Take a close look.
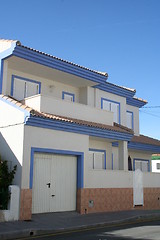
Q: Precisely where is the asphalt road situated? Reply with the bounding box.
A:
[17,218,160,240]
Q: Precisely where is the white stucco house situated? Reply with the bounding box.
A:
[152,154,160,173]
[0,39,160,220]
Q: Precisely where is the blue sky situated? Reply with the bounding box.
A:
[1,0,160,139]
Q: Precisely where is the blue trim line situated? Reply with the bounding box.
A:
[101,97,121,124]
[133,158,150,172]
[62,91,75,102]
[127,110,134,130]
[30,147,84,189]
[93,83,135,98]
[126,98,147,108]
[26,116,133,141]
[12,45,107,85]
[112,153,114,170]
[128,141,160,153]
[112,141,160,153]
[10,75,41,97]
[89,148,106,169]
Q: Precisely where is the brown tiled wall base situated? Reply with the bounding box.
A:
[20,189,32,220]
[144,188,160,209]
[77,188,133,214]
[77,188,160,214]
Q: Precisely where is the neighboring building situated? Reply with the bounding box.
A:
[0,39,160,220]
[152,154,160,173]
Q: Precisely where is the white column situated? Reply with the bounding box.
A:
[118,141,128,170]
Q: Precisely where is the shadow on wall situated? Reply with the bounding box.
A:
[0,132,22,187]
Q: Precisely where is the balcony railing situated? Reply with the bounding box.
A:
[24,94,114,126]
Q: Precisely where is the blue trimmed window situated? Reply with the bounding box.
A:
[11,75,41,101]
[62,91,75,102]
[89,148,106,170]
[133,158,150,172]
[126,110,134,130]
[101,98,120,124]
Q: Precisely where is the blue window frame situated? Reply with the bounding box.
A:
[30,147,84,189]
[62,91,75,102]
[127,110,134,130]
[89,148,106,169]
[133,158,150,172]
[11,75,41,100]
[101,98,121,124]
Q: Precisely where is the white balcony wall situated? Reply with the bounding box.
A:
[24,94,114,126]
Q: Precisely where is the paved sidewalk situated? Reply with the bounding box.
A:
[0,209,160,239]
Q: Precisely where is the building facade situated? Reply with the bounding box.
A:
[0,39,160,220]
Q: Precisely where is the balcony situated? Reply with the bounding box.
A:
[24,94,114,126]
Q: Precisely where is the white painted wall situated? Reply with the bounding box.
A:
[0,100,25,186]
[22,125,89,189]
[86,169,133,188]
[6,68,80,102]
[24,94,114,126]
[143,172,160,187]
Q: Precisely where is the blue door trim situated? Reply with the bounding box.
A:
[30,147,84,190]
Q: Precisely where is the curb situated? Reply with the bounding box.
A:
[1,213,160,240]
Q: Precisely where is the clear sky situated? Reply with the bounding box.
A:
[1,0,160,140]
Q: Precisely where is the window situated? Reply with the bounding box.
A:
[89,149,106,170]
[134,159,150,172]
[157,163,160,170]
[62,91,75,102]
[127,111,134,129]
[11,75,41,101]
[101,98,120,124]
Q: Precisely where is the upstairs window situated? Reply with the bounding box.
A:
[101,98,120,124]
[127,111,134,130]
[88,149,106,170]
[62,91,75,102]
[11,75,41,101]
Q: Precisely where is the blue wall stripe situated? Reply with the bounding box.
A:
[30,147,84,189]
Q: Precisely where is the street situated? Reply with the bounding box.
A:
[18,218,160,240]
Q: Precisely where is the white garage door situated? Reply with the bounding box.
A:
[32,153,77,214]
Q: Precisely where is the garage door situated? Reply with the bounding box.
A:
[32,153,77,214]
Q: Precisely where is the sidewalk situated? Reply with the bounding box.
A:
[0,209,160,240]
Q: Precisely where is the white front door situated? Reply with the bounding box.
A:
[32,153,77,214]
